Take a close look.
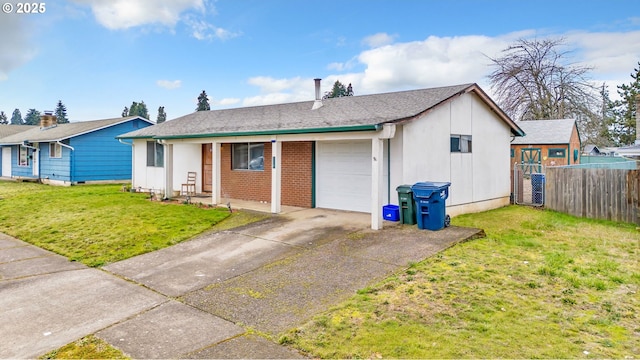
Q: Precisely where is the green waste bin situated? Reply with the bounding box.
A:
[396,185,416,225]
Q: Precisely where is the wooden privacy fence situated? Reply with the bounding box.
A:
[545,167,640,224]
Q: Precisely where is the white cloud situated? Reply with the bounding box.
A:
[72,0,204,29]
[565,30,640,77]
[241,30,640,107]
[185,17,240,41]
[156,79,182,89]
[242,76,314,106]
[215,98,241,106]
[0,13,37,81]
[362,32,396,48]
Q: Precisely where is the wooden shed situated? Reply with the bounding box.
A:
[511,119,581,174]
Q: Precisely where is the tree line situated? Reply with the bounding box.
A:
[0,100,69,125]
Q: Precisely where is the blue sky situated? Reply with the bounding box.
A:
[1,0,639,122]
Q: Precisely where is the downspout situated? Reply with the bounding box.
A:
[57,141,75,184]
[118,138,135,188]
[387,139,391,204]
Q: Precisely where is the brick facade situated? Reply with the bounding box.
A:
[281,141,313,208]
[219,141,313,207]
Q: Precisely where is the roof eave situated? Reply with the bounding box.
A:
[152,124,379,140]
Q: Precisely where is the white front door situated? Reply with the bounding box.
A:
[1,147,11,177]
[316,140,372,213]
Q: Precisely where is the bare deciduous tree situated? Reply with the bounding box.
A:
[488,38,599,123]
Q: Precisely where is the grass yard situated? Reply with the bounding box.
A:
[0,181,236,267]
[283,206,640,359]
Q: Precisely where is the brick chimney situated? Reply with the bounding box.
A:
[40,111,57,128]
[636,94,640,145]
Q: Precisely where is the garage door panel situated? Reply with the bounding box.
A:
[316,140,371,213]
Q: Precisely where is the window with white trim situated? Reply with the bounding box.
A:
[49,143,62,158]
[232,143,264,170]
[19,146,30,167]
[146,141,164,167]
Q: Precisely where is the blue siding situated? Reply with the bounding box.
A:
[69,119,150,182]
[39,143,72,182]
[10,145,36,178]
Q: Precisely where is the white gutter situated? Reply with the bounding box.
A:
[56,141,74,151]
[118,139,133,146]
[21,142,37,150]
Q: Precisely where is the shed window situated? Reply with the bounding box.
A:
[49,143,62,158]
[548,148,566,158]
[232,143,264,170]
[451,135,472,153]
[146,141,164,167]
[19,146,29,167]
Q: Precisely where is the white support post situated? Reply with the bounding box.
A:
[163,143,173,199]
[271,140,282,214]
[371,138,384,230]
[211,142,221,205]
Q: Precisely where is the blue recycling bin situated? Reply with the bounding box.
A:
[411,182,451,231]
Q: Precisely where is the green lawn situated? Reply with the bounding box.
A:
[0,181,234,267]
[283,206,640,358]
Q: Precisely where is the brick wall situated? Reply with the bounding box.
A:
[281,141,313,208]
[220,143,272,202]
[220,141,313,207]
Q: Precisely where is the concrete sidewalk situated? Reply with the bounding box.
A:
[1,209,483,359]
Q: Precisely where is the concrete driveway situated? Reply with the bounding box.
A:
[1,208,483,359]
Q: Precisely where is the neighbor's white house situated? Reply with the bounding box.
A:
[117,81,524,230]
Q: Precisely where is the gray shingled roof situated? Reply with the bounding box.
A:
[118,83,523,139]
[0,116,149,144]
[511,119,577,144]
[0,125,36,139]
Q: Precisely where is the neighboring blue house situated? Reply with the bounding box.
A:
[1,125,37,178]
[0,114,153,185]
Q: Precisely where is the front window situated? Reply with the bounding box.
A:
[49,143,62,158]
[146,141,164,167]
[451,135,472,153]
[19,146,30,166]
[232,143,264,170]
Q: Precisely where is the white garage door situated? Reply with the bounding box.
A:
[316,140,371,213]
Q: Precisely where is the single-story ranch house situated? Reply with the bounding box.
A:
[118,81,524,229]
[0,114,153,185]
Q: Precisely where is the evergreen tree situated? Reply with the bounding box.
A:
[0,111,7,124]
[609,62,640,146]
[10,109,22,125]
[54,100,69,123]
[323,80,354,99]
[157,106,167,123]
[196,90,210,111]
[122,106,129,117]
[24,109,41,125]
[127,101,149,119]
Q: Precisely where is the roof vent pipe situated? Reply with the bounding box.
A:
[312,78,323,110]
